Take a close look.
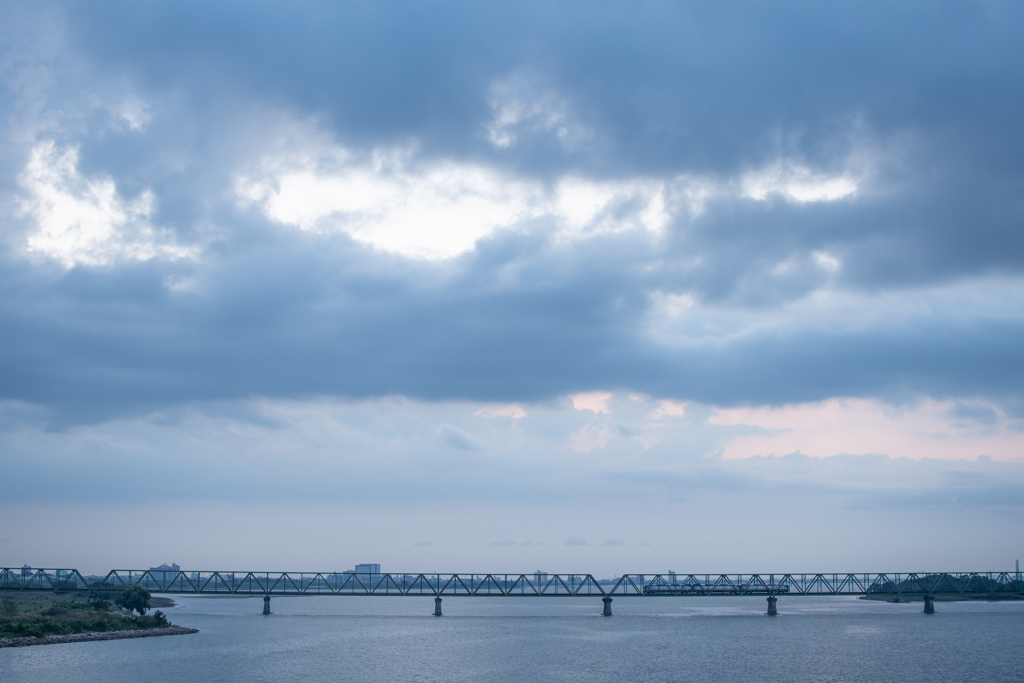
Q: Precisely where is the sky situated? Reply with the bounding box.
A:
[1,0,1023,577]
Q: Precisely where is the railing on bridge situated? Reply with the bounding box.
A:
[2,568,1022,599]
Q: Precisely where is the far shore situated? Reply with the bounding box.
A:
[859,593,1023,602]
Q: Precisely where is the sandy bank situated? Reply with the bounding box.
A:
[0,626,198,648]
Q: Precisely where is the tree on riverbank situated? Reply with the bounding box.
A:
[116,586,151,615]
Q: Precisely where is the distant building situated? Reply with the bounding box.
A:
[534,571,548,586]
[354,564,380,574]
[668,571,677,585]
[21,565,31,579]
[149,563,181,581]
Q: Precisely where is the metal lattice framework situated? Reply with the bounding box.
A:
[1,568,1022,598]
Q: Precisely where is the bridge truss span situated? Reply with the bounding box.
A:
[0,569,610,597]
[2,568,1022,599]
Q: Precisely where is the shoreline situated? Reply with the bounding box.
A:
[859,593,1023,602]
[0,626,198,648]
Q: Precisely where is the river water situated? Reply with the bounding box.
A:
[2,594,1022,682]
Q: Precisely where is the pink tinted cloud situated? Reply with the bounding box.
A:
[710,398,1023,461]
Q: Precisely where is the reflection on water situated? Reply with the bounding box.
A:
[2,595,1022,682]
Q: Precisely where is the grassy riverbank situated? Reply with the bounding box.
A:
[0,592,179,639]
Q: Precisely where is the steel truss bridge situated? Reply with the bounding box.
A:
[3,568,1022,601]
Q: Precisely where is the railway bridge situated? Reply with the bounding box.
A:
[3,567,1021,616]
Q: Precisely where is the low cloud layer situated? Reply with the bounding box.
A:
[3,392,1020,501]
[2,393,1021,572]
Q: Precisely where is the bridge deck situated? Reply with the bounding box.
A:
[2,569,1022,598]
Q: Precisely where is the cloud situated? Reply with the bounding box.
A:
[474,404,526,419]
[18,141,193,267]
[489,538,542,546]
[567,423,614,452]
[0,395,709,502]
[948,401,998,426]
[8,2,1018,422]
[233,136,868,262]
[486,72,589,149]
[0,392,1021,570]
[560,536,633,548]
[740,160,860,203]
[710,398,1024,461]
[571,392,612,414]
[112,97,152,132]
[436,423,482,451]
[235,145,540,260]
[812,251,841,272]
[651,400,687,419]
[234,141,684,259]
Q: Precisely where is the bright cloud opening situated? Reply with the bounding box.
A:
[741,161,858,203]
[235,122,870,261]
[235,144,676,259]
[19,141,192,267]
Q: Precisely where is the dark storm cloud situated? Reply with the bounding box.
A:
[2,225,1022,424]
[1,0,1023,423]
[63,1,1024,169]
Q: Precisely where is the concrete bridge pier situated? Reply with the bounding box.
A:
[923,595,935,614]
[434,597,443,616]
[263,595,271,615]
[602,597,613,616]
[766,596,778,616]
